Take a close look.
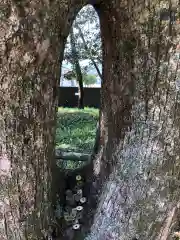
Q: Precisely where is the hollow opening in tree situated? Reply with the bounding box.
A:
[53,5,102,239]
[56,4,102,170]
[60,4,102,109]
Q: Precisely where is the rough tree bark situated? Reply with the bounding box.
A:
[1,0,180,240]
[0,1,87,239]
[86,1,180,240]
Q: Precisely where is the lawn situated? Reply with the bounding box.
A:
[55,107,99,154]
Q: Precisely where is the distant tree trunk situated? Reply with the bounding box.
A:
[70,29,84,109]
[76,25,102,80]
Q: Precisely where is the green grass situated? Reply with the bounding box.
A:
[55,107,99,154]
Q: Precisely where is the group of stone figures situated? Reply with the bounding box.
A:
[52,122,100,239]
[53,173,88,239]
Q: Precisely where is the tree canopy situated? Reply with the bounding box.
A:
[62,4,102,85]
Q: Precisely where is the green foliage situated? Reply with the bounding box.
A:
[55,107,99,154]
[63,4,102,79]
[64,69,97,86]
[83,74,97,85]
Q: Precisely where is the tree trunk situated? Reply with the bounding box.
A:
[0,1,86,239]
[70,29,84,109]
[85,1,180,240]
[1,0,180,240]
[76,25,102,80]
[92,121,100,156]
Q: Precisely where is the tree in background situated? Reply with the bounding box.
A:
[62,5,101,108]
[62,5,101,109]
[63,4,102,86]
[69,28,84,109]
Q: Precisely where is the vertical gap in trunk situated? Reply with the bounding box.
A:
[55,4,102,239]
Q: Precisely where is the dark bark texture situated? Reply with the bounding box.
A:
[0,1,87,239]
[86,1,180,240]
[1,0,180,239]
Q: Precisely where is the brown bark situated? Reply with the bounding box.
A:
[55,149,90,162]
[1,0,180,240]
[85,1,180,240]
[0,1,87,239]
[92,121,100,156]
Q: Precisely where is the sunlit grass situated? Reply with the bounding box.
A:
[56,107,99,154]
